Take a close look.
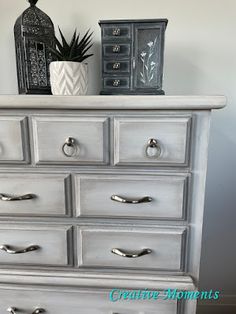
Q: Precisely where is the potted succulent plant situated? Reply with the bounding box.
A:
[48,28,93,95]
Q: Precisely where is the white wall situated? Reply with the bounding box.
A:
[0,0,235,306]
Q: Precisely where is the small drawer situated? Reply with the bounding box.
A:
[0,173,70,217]
[103,60,130,73]
[114,116,192,166]
[75,174,189,220]
[103,77,130,89]
[102,24,131,39]
[32,116,109,165]
[103,43,131,57]
[0,116,29,164]
[0,286,179,314]
[0,225,72,266]
[77,226,186,271]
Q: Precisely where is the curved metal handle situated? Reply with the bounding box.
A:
[146,138,162,158]
[7,308,17,314]
[0,193,35,202]
[62,137,77,157]
[0,244,40,254]
[111,195,152,204]
[111,248,152,258]
[32,309,45,314]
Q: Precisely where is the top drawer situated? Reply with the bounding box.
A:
[0,116,29,164]
[102,24,131,39]
[114,116,192,166]
[32,116,109,165]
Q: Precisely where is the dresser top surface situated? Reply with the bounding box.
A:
[0,95,226,110]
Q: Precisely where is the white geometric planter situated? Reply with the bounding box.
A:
[49,61,88,96]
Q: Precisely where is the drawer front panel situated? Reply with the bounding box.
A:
[32,116,109,165]
[0,225,71,266]
[0,173,70,217]
[103,60,130,73]
[114,116,191,166]
[77,227,186,271]
[0,116,29,163]
[0,287,178,314]
[103,77,130,89]
[102,24,132,39]
[103,43,131,57]
[75,174,188,219]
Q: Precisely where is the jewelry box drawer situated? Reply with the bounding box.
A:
[0,225,72,267]
[0,116,29,164]
[0,286,179,314]
[75,174,189,220]
[77,226,187,271]
[103,43,131,57]
[32,116,109,165]
[101,24,132,39]
[114,116,192,166]
[103,60,130,73]
[0,173,70,217]
[103,77,130,89]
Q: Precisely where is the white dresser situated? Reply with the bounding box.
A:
[0,95,226,314]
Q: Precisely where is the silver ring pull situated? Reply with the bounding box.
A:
[111,248,152,258]
[0,193,35,202]
[146,138,162,158]
[111,195,152,204]
[32,309,45,314]
[0,244,40,254]
[7,308,17,314]
[62,137,77,157]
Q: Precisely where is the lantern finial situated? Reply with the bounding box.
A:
[28,0,38,6]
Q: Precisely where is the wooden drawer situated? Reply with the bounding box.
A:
[102,24,132,39]
[0,286,178,314]
[75,174,189,220]
[0,116,29,164]
[77,226,186,271]
[103,43,131,57]
[0,173,70,217]
[0,225,72,267]
[114,116,191,166]
[103,77,130,89]
[32,116,109,165]
[103,60,130,73]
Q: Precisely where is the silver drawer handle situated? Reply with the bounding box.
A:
[112,28,121,36]
[111,248,152,258]
[62,137,78,157]
[112,62,121,70]
[0,244,40,254]
[32,309,46,314]
[0,193,35,201]
[146,138,162,158]
[7,308,45,314]
[111,195,152,204]
[112,45,121,53]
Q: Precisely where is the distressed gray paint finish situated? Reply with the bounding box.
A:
[0,225,72,266]
[0,96,226,314]
[0,173,70,216]
[77,226,186,271]
[75,174,189,219]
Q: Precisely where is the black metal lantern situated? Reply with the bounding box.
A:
[14,0,55,94]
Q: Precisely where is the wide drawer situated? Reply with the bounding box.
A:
[32,116,109,165]
[0,116,29,164]
[103,43,131,57]
[75,174,189,219]
[102,24,132,39]
[77,226,186,271]
[114,116,192,166]
[103,60,130,73]
[0,173,70,217]
[0,286,178,314]
[0,225,72,266]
